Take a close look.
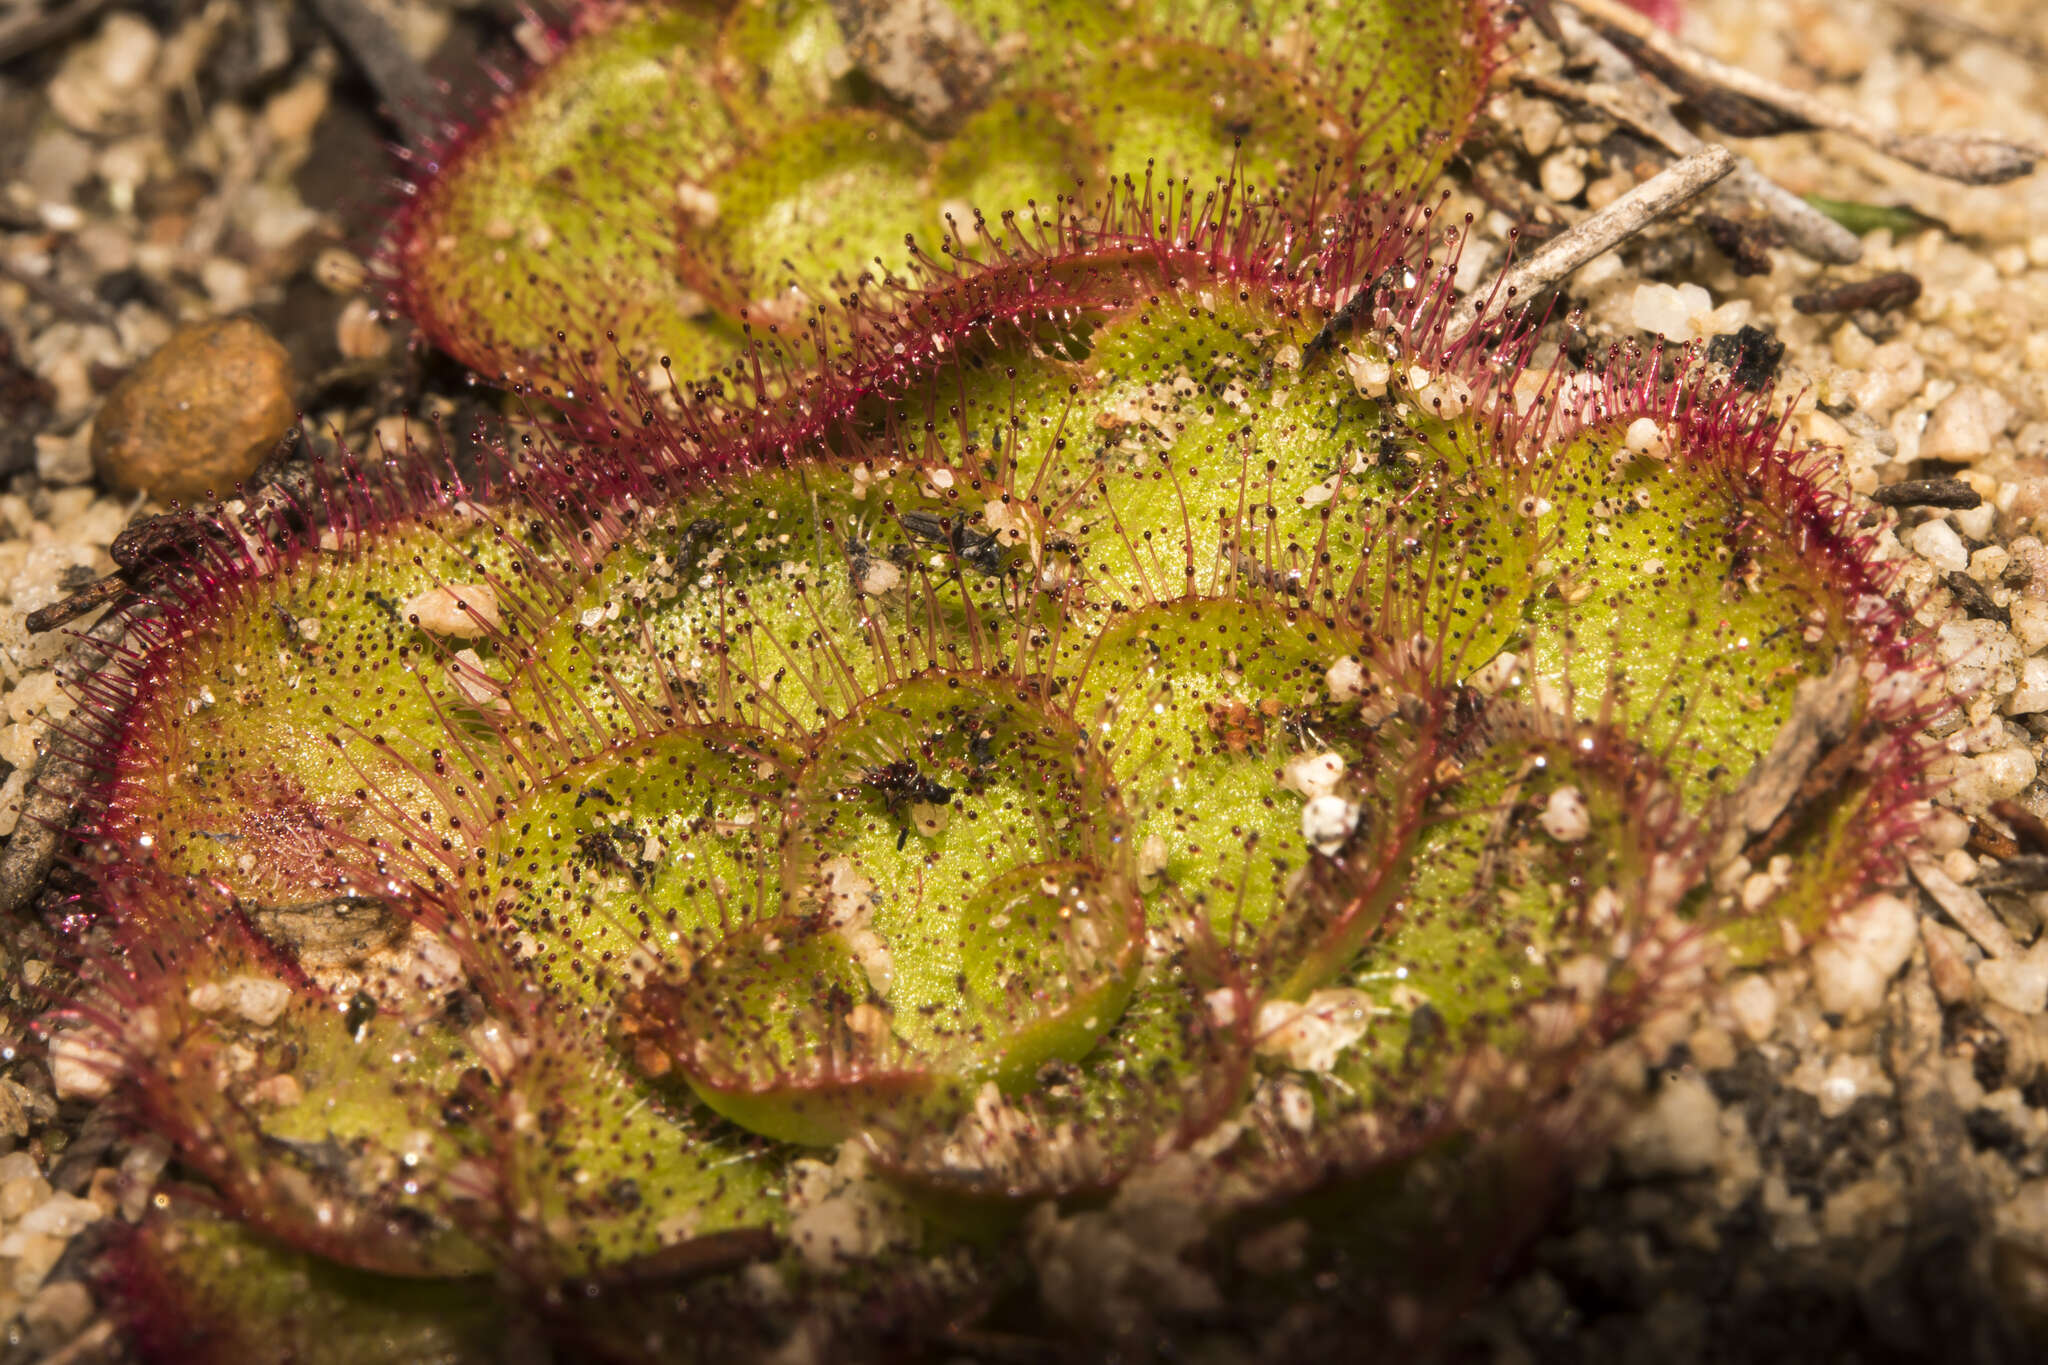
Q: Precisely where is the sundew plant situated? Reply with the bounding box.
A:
[46,1,1936,1360]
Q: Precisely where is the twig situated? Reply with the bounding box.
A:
[1545,10,1862,264]
[1564,0,2042,184]
[303,0,446,146]
[0,257,115,329]
[1884,0,2048,69]
[1887,945,1984,1209]
[24,574,126,635]
[1447,144,1736,340]
[579,1226,781,1288]
[828,0,996,136]
[0,0,111,65]
[1910,856,2019,959]
[1885,946,2030,1362]
[33,1320,118,1365]
[0,606,140,918]
[1709,656,1861,871]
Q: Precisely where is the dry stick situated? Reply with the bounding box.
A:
[1885,0,2048,68]
[1564,0,2042,185]
[1546,10,1862,265]
[33,1321,119,1365]
[0,0,111,65]
[304,0,446,146]
[1910,856,2020,960]
[1518,69,1858,264]
[827,0,996,135]
[1446,143,1736,342]
[1887,946,1990,1241]
[0,606,142,917]
[0,256,115,329]
[1885,945,2030,1364]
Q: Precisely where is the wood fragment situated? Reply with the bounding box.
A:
[1696,211,1775,276]
[1750,726,1867,859]
[1966,855,2048,895]
[1565,0,2042,184]
[1942,570,2010,627]
[249,896,407,966]
[1617,47,1805,138]
[1542,13,1863,264]
[1910,857,2020,959]
[306,0,447,146]
[828,0,995,135]
[1448,144,1736,340]
[1991,799,2048,856]
[0,0,111,65]
[1869,477,1981,510]
[0,604,150,917]
[1711,656,1860,869]
[580,1226,780,1288]
[1792,272,1924,315]
[23,574,126,635]
[1966,822,2019,861]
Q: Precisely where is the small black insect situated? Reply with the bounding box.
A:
[1301,264,1409,365]
[439,1065,494,1128]
[898,511,1007,576]
[859,759,956,850]
[576,827,620,868]
[575,823,646,884]
[683,516,724,540]
[843,535,884,593]
[1704,324,1786,392]
[344,991,379,1041]
[674,517,726,574]
[360,588,406,622]
[1404,1001,1446,1064]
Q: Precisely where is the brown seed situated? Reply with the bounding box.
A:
[312,247,368,296]
[335,298,392,360]
[90,318,295,504]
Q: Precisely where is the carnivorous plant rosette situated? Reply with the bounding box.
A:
[35,1,1944,1360]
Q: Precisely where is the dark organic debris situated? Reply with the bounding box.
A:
[1704,325,1784,390]
[1968,855,2048,896]
[0,329,52,478]
[898,511,1007,575]
[1792,272,1924,316]
[1697,211,1776,276]
[1991,800,2048,857]
[1713,657,1861,870]
[828,0,996,135]
[1869,479,1981,510]
[1943,571,2010,627]
[305,0,446,146]
[22,574,128,635]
